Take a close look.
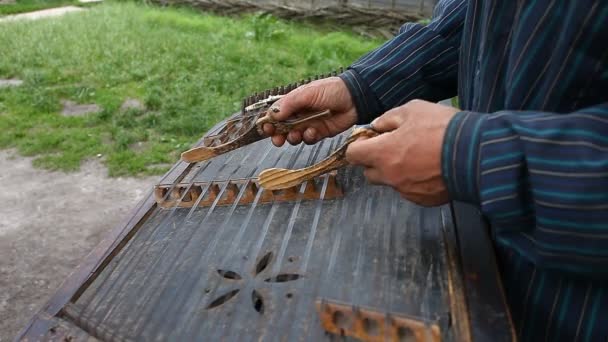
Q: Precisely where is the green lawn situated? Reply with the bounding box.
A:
[0,0,79,16]
[0,2,381,176]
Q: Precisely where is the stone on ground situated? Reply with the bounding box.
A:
[129,141,150,153]
[61,99,101,117]
[120,98,145,112]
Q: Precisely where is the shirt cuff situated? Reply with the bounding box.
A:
[441,111,487,204]
[339,68,385,124]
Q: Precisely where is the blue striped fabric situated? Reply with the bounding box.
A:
[339,0,608,340]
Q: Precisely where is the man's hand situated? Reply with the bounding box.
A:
[263,77,358,146]
[346,100,458,207]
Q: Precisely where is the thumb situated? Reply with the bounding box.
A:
[268,86,321,121]
[370,107,409,133]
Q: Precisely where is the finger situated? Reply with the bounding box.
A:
[287,130,303,145]
[303,127,319,145]
[371,107,410,133]
[295,118,337,142]
[345,137,383,167]
[363,167,384,185]
[268,87,320,121]
[271,134,286,147]
[262,122,276,136]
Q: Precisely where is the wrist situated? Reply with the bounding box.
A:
[441,111,487,204]
[339,69,385,124]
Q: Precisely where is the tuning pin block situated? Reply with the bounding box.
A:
[154,174,343,209]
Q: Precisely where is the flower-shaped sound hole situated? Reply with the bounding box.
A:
[205,251,302,314]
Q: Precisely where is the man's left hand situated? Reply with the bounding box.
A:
[345,100,458,207]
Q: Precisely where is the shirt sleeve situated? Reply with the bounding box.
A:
[442,103,608,276]
[339,0,467,124]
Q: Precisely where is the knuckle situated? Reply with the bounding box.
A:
[344,147,355,163]
[345,144,363,164]
[409,99,423,106]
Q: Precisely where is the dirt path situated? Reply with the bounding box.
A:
[0,6,84,22]
[0,149,157,340]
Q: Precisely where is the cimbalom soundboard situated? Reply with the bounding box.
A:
[17,78,515,342]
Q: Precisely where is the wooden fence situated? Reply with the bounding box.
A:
[155,0,437,38]
[242,0,436,17]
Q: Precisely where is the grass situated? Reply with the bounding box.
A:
[0,0,79,16]
[0,2,382,176]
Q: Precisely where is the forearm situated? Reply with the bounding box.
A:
[442,103,608,276]
[340,0,466,123]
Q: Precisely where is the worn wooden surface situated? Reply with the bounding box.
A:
[66,156,455,340]
[17,117,514,341]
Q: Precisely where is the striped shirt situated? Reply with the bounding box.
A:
[339,0,608,340]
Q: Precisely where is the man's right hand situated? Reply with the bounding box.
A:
[262,77,358,147]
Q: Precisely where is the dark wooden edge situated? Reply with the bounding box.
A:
[441,205,473,342]
[15,157,197,342]
[449,201,516,342]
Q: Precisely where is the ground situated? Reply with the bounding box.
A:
[0,150,157,339]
